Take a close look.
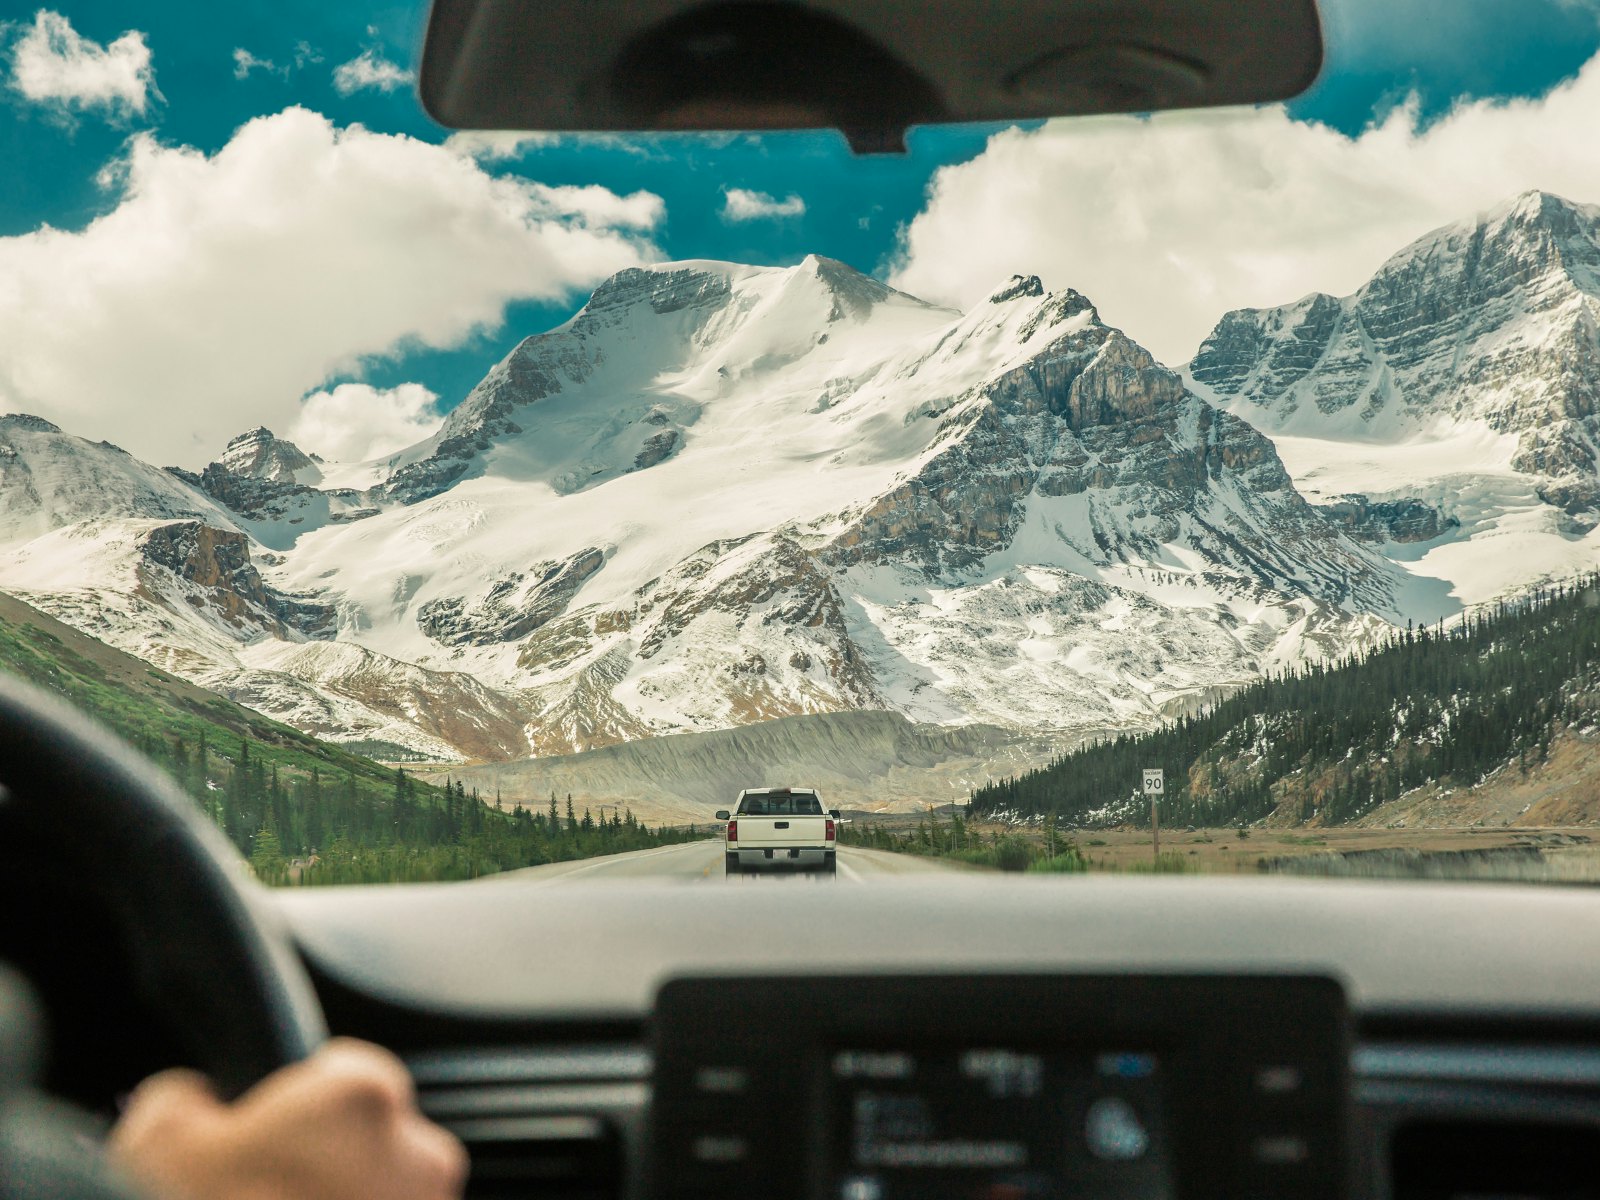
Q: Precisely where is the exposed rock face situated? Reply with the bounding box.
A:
[378,343,574,504]
[417,547,605,646]
[825,401,1033,576]
[1317,496,1457,544]
[512,533,885,756]
[212,641,537,762]
[1190,191,1600,514]
[633,429,679,470]
[184,431,375,546]
[216,427,322,484]
[827,288,1393,613]
[0,414,62,434]
[136,521,335,639]
[192,462,318,524]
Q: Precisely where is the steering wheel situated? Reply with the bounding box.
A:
[0,674,326,1101]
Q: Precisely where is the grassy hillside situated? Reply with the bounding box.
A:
[973,578,1600,829]
[0,592,691,883]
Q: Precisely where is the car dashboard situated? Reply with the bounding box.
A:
[273,875,1600,1200]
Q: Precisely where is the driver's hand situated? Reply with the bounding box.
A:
[106,1038,467,1200]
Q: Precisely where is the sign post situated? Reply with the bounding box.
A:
[1142,769,1164,861]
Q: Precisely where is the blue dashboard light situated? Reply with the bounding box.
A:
[1096,1052,1157,1079]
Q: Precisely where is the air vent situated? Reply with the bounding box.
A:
[450,1114,619,1200]
[409,1046,650,1200]
[1356,1041,1600,1200]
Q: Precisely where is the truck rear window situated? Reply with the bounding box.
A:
[737,794,824,816]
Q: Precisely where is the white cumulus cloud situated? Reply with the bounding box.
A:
[7,9,155,119]
[444,129,661,160]
[232,48,283,80]
[290,382,442,462]
[331,49,413,96]
[443,129,560,161]
[890,49,1600,367]
[0,106,665,467]
[721,188,806,221]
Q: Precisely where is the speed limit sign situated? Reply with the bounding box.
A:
[1142,769,1164,795]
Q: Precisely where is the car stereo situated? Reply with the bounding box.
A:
[650,974,1349,1200]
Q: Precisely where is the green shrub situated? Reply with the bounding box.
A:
[995,838,1035,872]
[1027,847,1089,874]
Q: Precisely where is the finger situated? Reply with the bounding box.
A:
[393,1114,470,1198]
[119,1068,221,1121]
[241,1037,416,1123]
[108,1068,226,1179]
[313,1038,418,1112]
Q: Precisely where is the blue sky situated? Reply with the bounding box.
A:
[2,0,1599,465]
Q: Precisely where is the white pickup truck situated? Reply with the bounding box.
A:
[716,787,839,877]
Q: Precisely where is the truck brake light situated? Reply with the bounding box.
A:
[726,819,737,843]
[825,819,835,841]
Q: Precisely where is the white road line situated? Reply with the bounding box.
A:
[838,855,865,882]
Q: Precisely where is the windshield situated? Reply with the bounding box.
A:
[2,0,1598,887]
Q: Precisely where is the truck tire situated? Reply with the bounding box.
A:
[725,852,741,877]
[819,851,838,878]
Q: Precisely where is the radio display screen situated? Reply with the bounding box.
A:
[830,1047,1172,1200]
[650,973,1349,1200]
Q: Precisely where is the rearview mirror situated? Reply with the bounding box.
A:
[715,810,730,821]
[829,810,841,820]
[420,0,1324,155]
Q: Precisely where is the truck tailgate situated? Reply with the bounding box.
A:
[735,816,829,846]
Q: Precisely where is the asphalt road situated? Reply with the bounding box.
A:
[492,839,962,886]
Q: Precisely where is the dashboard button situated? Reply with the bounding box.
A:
[1084,1096,1151,1161]
[692,1134,750,1164]
[1254,1065,1304,1095]
[1251,1134,1310,1165]
[694,1065,749,1095]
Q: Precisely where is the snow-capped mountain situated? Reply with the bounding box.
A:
[217,427,324,485]
[0,414,236,540]
[0,254,1464,762]
[1187,190,1600,606]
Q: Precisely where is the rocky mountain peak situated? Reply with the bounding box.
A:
[990,275,1045,303]
[581,262,740,320]
[803,254,911,321]
[0,414,62,434]
[216,426,322,485]
[1363,189,1600,311]
[1189,188,1600,516]
[1191,192,1600,410]
[1497,188,1594,238]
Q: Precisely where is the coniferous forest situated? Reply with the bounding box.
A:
[972,578,1600,828]
[0,594,693,886]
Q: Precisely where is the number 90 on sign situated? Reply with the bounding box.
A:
[1142,769,1164,795]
